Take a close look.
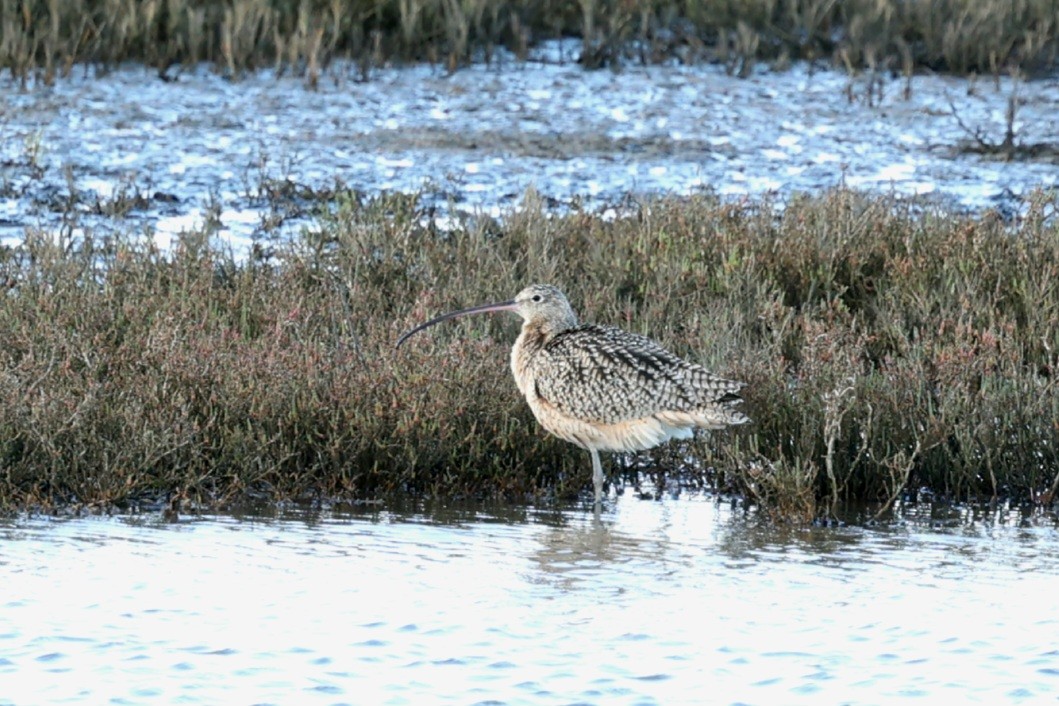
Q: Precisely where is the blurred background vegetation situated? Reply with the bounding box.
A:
[2,0,1057,84]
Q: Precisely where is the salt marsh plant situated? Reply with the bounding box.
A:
[1,188,1057,521]
[1,0,1056,83]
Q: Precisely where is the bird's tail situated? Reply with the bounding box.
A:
[657,402,749,431]
[716,391,750,426]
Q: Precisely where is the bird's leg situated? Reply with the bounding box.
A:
[591,449,604,506]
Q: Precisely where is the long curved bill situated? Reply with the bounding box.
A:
[396,299,518,348]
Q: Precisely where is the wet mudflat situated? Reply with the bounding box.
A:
[2,498,1057,705]
[3,43,1058,254]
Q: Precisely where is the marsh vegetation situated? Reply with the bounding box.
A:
[2,0,1058,84]
[3,1,1058,520]
[1,188,1056,520]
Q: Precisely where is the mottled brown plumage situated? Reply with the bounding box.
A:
[397,284,748,505]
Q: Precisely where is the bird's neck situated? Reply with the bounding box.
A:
[517,320,550,353]
[521,316,575,346]
[511,318,572,396]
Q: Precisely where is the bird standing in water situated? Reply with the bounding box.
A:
[397,284,748,506]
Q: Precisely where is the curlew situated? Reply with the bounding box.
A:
[396,284,749,506]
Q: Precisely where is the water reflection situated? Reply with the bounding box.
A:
[530,518,624,592]
[2,497,1058,705]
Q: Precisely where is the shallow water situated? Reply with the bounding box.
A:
[3,497,1057,705]
[2,44,1058,253]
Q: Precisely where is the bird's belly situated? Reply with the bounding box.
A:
[526,395,693,453]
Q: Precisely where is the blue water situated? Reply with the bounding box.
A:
[2,497,1058,705]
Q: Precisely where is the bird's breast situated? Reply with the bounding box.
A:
[510,325,548,397]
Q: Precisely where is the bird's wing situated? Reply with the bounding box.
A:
[532,325,742,424]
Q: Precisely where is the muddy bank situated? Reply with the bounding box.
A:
[3,46,1058,254]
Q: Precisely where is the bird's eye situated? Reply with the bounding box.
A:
[531,294,543,302]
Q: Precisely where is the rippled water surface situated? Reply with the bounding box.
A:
[3,498,1058,705]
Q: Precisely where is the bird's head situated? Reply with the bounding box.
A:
[511,284,578,331]
[396,284,579,348]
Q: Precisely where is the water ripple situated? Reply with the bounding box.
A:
[1,499,1058,704]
